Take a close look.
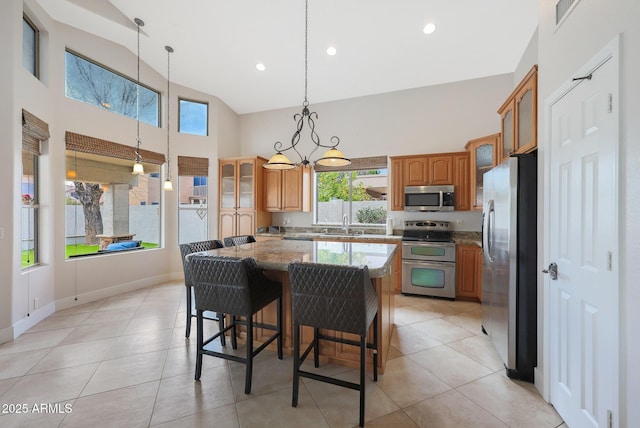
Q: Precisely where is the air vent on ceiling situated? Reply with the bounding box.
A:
[556,0,580,25]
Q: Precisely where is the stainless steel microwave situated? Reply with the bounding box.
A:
[404,185,455,212]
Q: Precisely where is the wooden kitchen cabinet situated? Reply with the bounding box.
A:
[390,152,470,211]
[218,156,271,239]
[403,157,429,186]
[390,158,404,211]
[264,167,311,212]
[498,65,538,161]
[428,155,453,185]
[466,133,499,211]
[456,244,482,302]
[453,153,470,211]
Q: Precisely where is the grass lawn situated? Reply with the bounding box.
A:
[21,242,160,268]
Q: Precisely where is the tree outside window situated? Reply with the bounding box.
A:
[64,50,159,127]
[315,169,388,225]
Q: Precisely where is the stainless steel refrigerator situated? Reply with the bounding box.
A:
[481,152,537,382]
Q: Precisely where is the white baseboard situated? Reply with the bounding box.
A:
[12,301,56,338]
[0,325,14,345]
[55,273,171,311]
[4,274,172,343]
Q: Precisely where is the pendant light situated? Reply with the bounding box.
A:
[163,45,174,191]
[132,17,145,175]
[264,0,350,170]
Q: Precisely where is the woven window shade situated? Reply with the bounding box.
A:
[22,110,50,155]
[313,155,387,172]
[178,156,208,176]
[65,131,166,165]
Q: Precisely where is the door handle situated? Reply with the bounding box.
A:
[542,262,558,280]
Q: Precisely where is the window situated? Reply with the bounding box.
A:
[64,50,159,127]
[314,156,388,226]
[65,132,164,257]
[22,150,39,268]
[21,110,49,268]
[179,99,208,136]
[177,156,209,244]
[23,15,38,77]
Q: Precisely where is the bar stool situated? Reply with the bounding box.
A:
[288,262,379,427]
[187,255,283,394]
[223,235,256,247]
[179,240,225,339]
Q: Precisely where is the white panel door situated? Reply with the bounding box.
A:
[549,51,618,427]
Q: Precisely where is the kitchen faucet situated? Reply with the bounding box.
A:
[342,214,349,234]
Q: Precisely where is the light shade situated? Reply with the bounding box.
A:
[132,162,145,175]
[264,152,296,170]
[315,148,351,167]
[163,179,173,191]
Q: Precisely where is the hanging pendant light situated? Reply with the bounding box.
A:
[163,45,174,191]
[132,17,145,175]
[264,0,350,170]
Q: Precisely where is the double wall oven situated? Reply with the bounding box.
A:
[401,220,456,299]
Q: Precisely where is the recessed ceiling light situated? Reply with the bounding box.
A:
[326,46,337,56]
[256,63,266,71]
[423,23,437,35]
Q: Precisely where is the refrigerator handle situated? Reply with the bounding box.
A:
[483,199,495,261]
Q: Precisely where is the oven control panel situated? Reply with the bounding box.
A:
[403,220,450,231]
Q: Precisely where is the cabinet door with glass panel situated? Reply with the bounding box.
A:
[466,133,499,211]
[218,156,270,239]
[497,65,538,161]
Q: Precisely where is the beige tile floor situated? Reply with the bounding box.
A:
[0,281,565,427]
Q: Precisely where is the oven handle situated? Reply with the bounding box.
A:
[402,259,455,268]
[483,199,495,262]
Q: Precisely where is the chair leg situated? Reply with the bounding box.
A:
[231,315,238,349]
[277,297,283,360]
[292,324,300,407]
[185,286,192,338]
[244,316,253,394]
[313,327,320,368]
[373,312,379,382]
[195,310,204,380]
[359,335,366,427]
[218,312,226,347]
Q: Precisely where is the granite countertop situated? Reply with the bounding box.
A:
[189,239,398,278]
[452,231,482,247]
[257,229,479,246]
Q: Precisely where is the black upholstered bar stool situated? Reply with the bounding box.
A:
[223,235,256,247]
[288,262,379,427]
[187,255,283,394]
[179,240,225,339]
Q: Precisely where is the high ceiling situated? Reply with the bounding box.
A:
[36,0,538,114]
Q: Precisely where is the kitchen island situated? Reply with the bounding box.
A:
[188,239,397,373]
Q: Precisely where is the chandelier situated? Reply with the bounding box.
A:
[132,17,145,175]
[264,0,350,170]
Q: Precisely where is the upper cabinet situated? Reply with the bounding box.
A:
[403,157,429,186]
[264,167,311,212]
[390,151,470,211]
[465,133,499,211]
[498,65,538,161]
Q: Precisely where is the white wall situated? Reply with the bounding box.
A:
[240,74,513,231]
[0,0,240,341]
[537,0,640,425]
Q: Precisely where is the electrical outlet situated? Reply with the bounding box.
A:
[456,219,463,225]
[34,297,39,309]
[0,227,4,239]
